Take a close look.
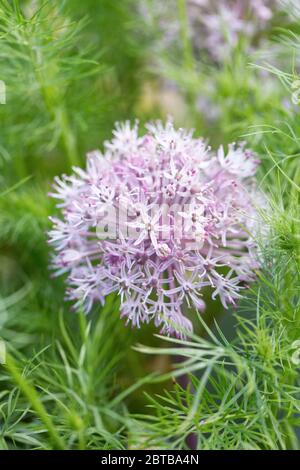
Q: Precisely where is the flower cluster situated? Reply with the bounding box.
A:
[190,0,276,61]
[48,120,260,337]
[142,0,278,63]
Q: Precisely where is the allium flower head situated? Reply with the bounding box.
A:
[48,120,260,337]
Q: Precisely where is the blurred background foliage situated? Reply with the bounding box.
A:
[0,0,299,449]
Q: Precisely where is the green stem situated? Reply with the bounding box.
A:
[176,0,202,127]
[5,353,65,450]
[177,0,194,72]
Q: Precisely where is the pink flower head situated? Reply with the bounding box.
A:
[48,120,260,337]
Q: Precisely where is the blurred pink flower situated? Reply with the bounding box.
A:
[142,0,278,63]
[190,0,275,61]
